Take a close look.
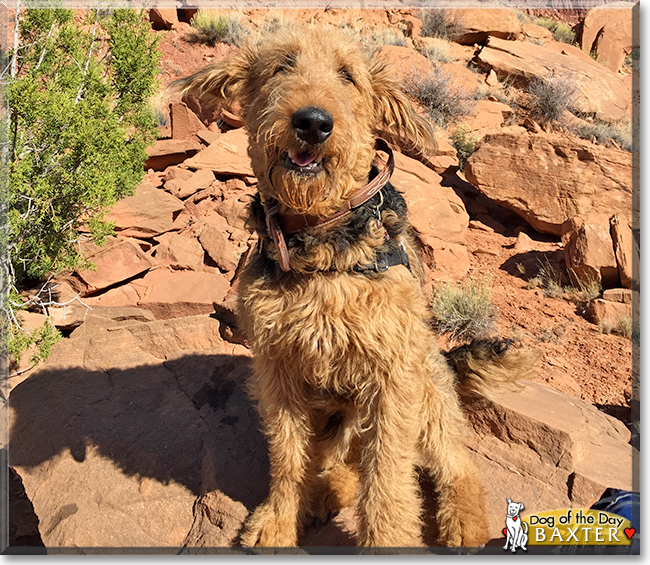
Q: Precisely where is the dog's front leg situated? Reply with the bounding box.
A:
[240,382,312,547]
[355,382,422,547]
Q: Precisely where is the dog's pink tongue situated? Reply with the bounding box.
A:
[291,151,317,167]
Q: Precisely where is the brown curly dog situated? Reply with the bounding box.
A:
[171,25,536,549]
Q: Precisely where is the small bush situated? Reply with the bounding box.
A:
[451,125,479,170]
[573,119,633,152]
[553,23,575,44]
[526,256,566,299]
[420,9,465,41]
[563,272,601,304]
[528,75,577,125]
[576,276,602,303]
[404,66,474,128]
[430,278,496,343]
[516,10,531,23]
[624,47,640,71]
[533,17,575,44]
[618,316,633,339]
[187,10,245,47]
[598,318,615,335]
[420,38,452,63]
[7,316,62,372]
[533,17,557,31]
[363,28,407,49]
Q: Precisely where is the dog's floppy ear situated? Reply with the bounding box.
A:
[166,45,255,111]
[518,503,525,512]
[369,56,437,156]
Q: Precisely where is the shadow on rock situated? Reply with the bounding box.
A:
[9,353,269,510]
[500,249,567,282]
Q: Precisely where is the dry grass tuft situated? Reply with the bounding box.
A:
[430,278,497,343]
[404,67,474,128]
[420,9,466,41]
[528,75,577,125]
[186,10,247,47]
[526,256,566,299]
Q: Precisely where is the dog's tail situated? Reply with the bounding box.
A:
[444,338,540,399]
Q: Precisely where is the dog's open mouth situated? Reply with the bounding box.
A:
[281,150,324,175]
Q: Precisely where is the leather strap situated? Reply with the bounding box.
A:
[263,139,395,272]
[264,201,291,272]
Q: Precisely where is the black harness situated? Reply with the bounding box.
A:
[353,243,411,274]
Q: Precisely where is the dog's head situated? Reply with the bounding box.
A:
[168,26,434,216]
[506,498,525,518]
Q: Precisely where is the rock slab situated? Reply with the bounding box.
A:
[465,131,632,236]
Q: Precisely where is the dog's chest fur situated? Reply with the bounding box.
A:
[238,255,430,393]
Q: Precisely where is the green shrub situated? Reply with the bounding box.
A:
[533,17,556,31]
[187,10,245,47]
[451,125,479,170]
[528,75,576,125]
[430,278,496,343]
[552,22,575,44]
[533,17,575,44]
[420,9,465,41]
[404,66,474,128]
[2,8,160,366]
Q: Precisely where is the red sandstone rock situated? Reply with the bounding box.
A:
[169,101,208,142]
[464,131,632,236]
[581,2,637,72]
[149,7,179,30]
[164,168,216,200]
[561,217,619,289]
[131,269,231,319]
[610,214,635,289]
[184,128,253,177]
[77,238,153,293]
[451,8,523,44]
[153,232,205,272]
[391,151,469,282]
[106,183,184,238]
[145,139,202,171]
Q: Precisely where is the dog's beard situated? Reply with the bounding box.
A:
[270,167,330,214]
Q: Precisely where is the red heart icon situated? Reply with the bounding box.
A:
[625,528,635,540]
[513,516,518,521]
[503,528,507,536]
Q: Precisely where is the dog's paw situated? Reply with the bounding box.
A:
[305,463,358,527]
[240,502,298,547]
[437,515,491,549]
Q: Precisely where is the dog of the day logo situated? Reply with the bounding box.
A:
[502,499,634,550]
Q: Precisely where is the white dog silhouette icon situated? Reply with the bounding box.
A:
[504,498,528,552]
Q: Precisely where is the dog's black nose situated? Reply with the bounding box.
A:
[291,107,334,144]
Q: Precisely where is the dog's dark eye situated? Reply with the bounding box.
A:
[339,67,355,85]
[273,54,296,76]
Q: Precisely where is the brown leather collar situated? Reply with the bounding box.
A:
[263,139,395,272]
